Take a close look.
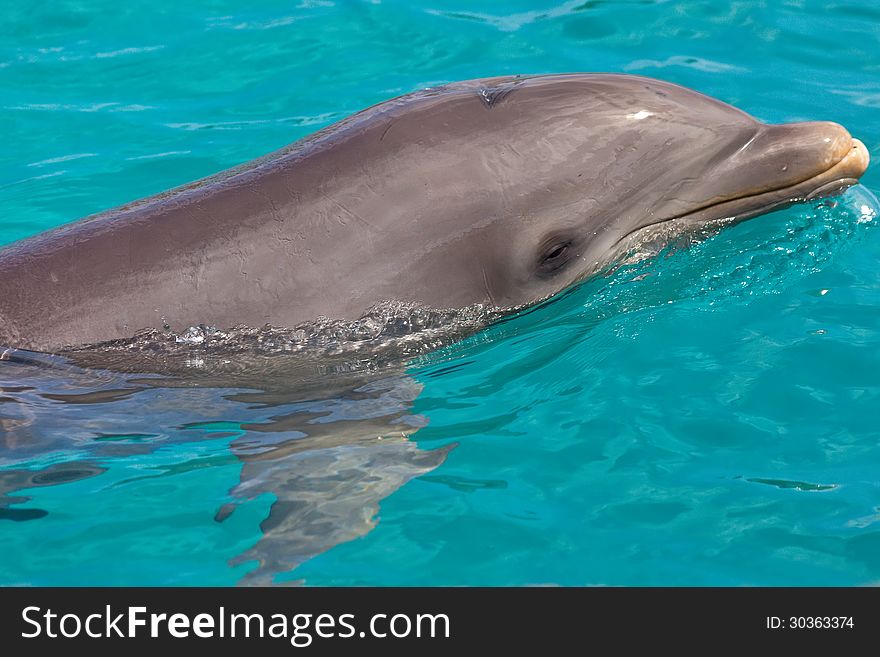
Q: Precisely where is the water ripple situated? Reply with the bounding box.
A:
[27,153,97,167]
[625,55,746,73]
[425,0,591,32]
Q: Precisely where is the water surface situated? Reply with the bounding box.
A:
[2,0,880,585]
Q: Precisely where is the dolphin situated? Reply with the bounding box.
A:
[0,73,869,352]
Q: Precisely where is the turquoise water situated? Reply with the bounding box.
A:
[2,0,880,585]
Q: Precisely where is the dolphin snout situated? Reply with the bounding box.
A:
[712,120,868,204]
[654,117,869,231]
[793,121,852,169]
[758,121,866,182]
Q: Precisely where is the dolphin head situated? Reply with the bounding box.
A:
[467,74,870,309]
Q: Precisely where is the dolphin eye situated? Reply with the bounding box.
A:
[537,240,573,275]
[545,244,568,260]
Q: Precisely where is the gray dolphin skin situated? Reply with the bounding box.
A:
[0,73,870,352]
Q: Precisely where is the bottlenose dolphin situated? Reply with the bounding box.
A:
[0,73,869,352]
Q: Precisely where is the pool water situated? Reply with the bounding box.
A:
[2,0,880,586]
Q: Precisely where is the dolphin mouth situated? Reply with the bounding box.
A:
[802,138,870,199]
[682,136,868,221]
[771,136,868,200]
[675,136,869,223]
[614,136,870,254]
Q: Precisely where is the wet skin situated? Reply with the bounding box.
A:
[0,74,869,352]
